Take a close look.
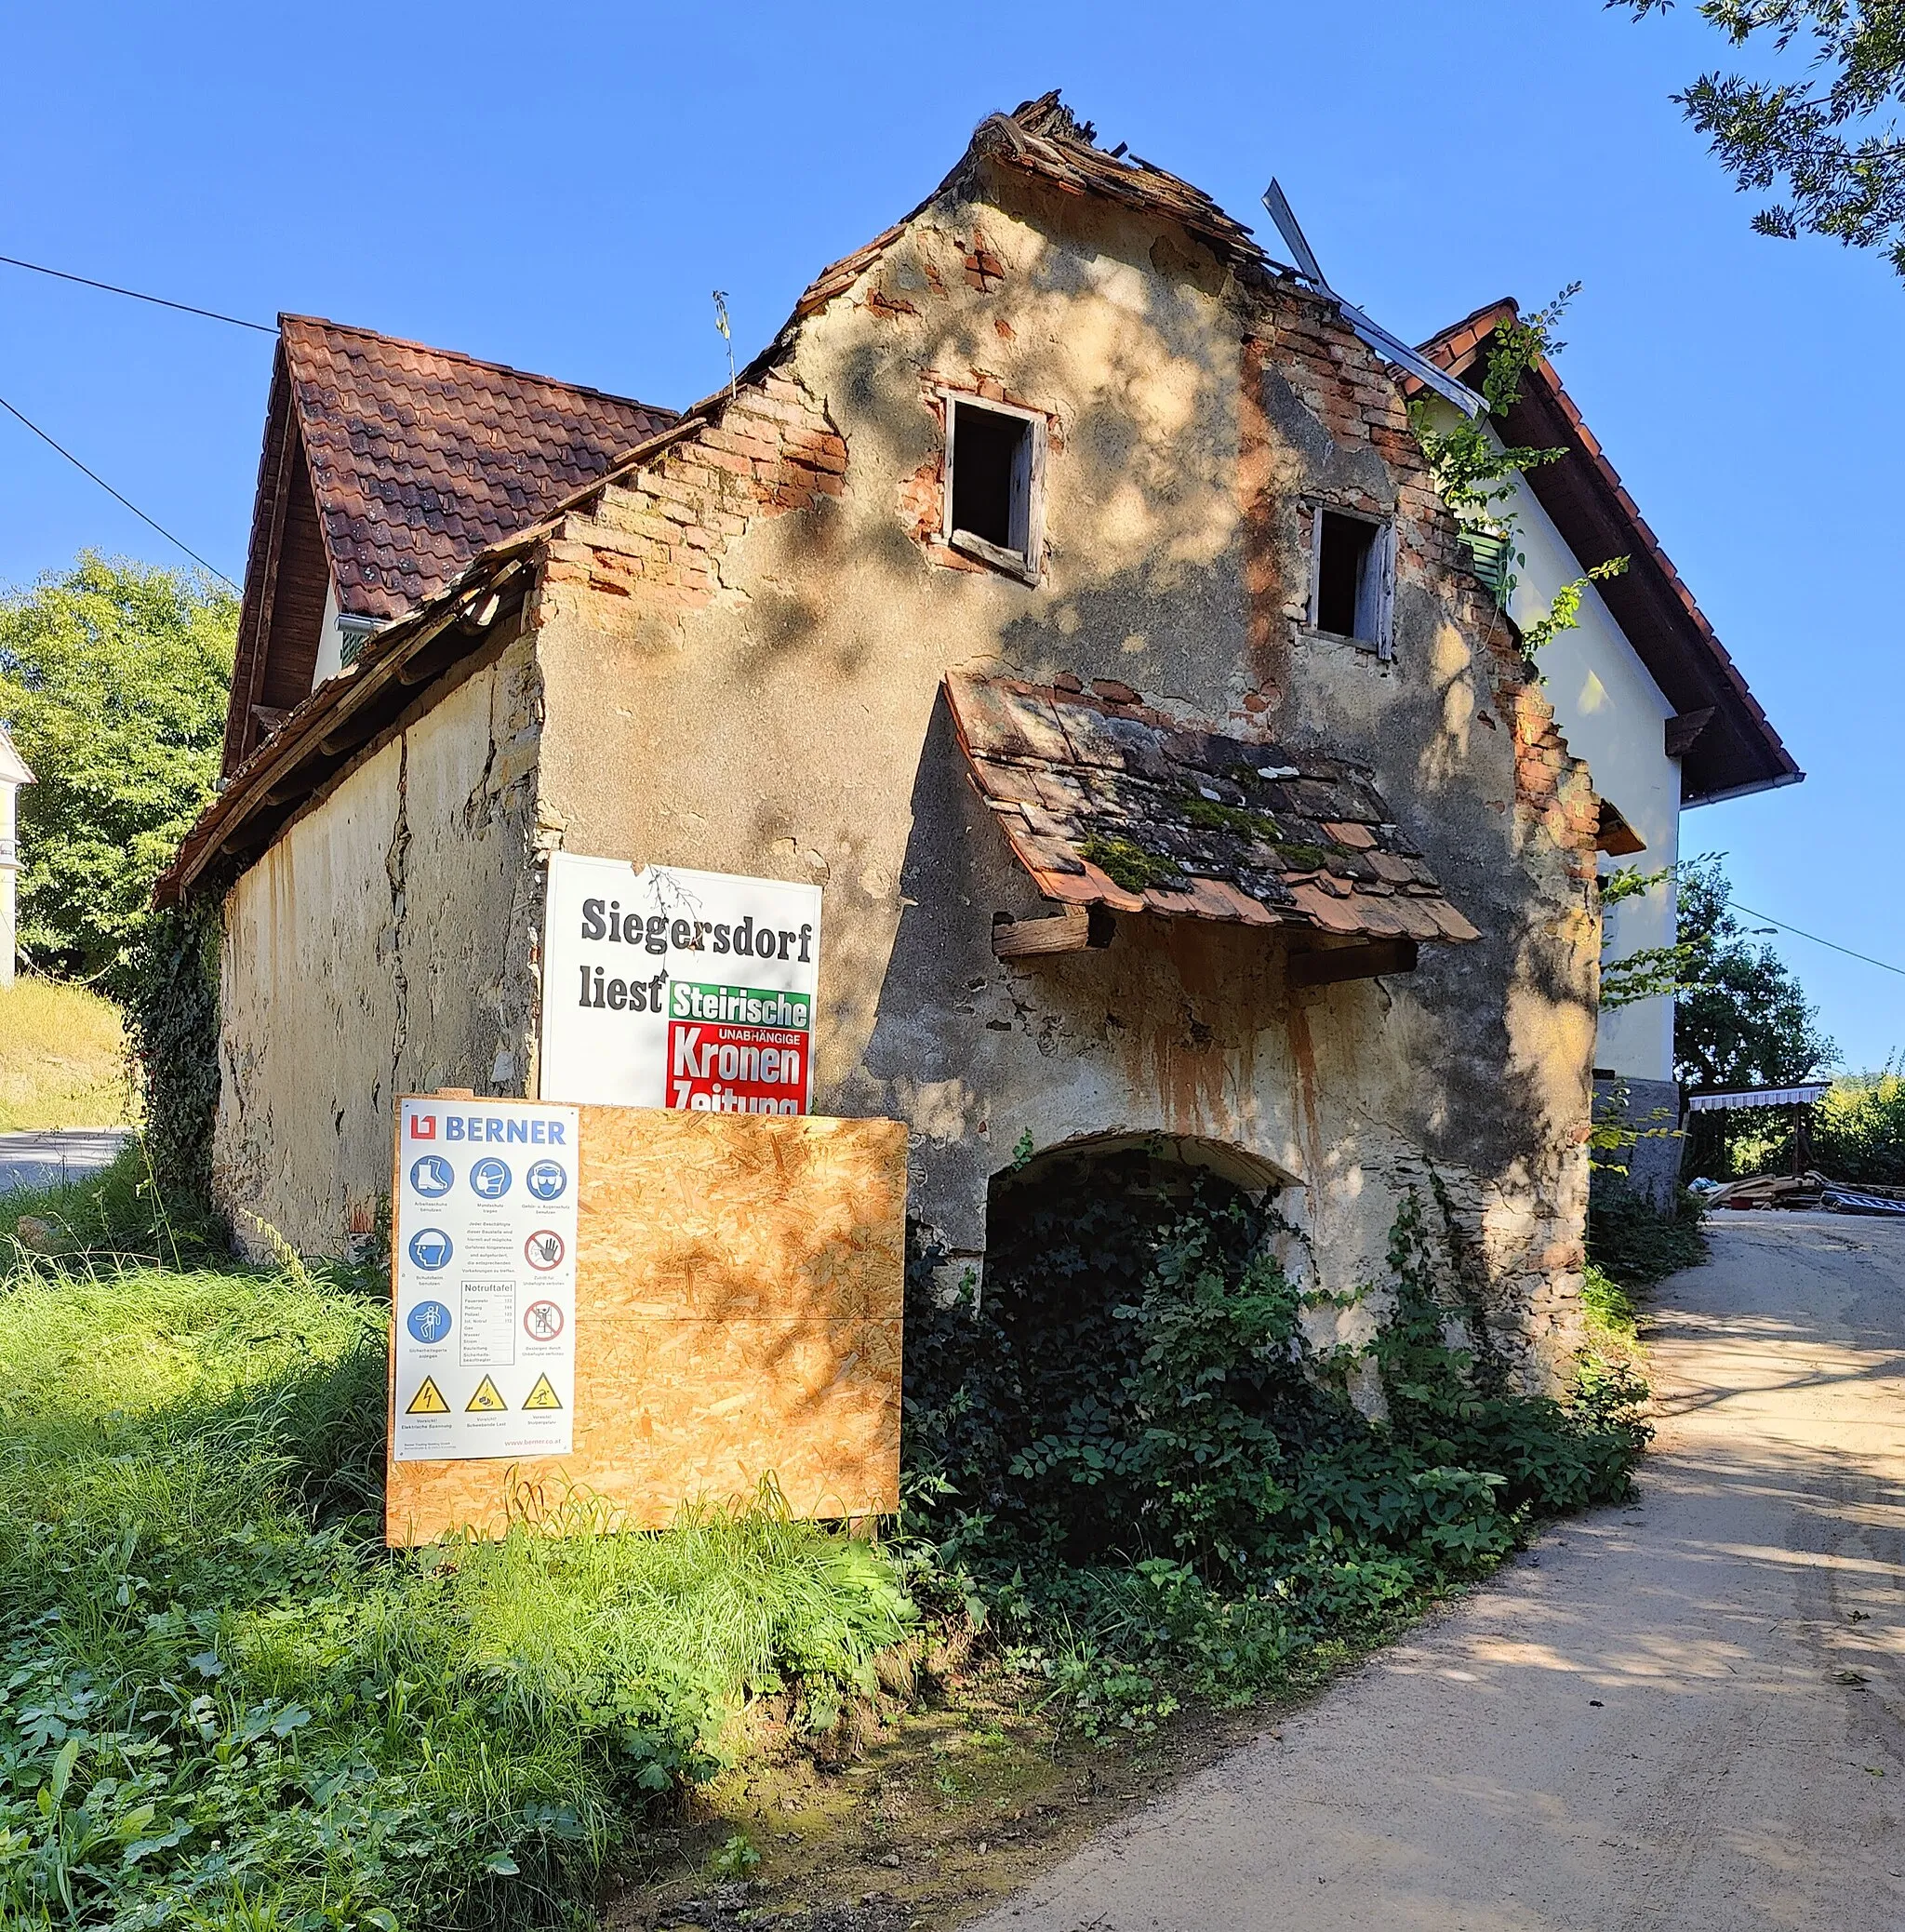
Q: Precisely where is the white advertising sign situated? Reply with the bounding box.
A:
[540,854,822,1113]
[393,1097,579,1462]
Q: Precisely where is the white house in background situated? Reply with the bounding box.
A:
[1416,301,1802,1203]
[0,722,32,987]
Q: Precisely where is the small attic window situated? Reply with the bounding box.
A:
[1309,505,1394,656]
[943,394,1045,583]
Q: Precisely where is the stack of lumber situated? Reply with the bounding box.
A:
[1704,1172,1905,1217]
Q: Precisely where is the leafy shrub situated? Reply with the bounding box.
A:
[125,901,224,1208]
[0,1260,914,1929]
[1586,1182,1708,1288]
[902,1151,1647,1725]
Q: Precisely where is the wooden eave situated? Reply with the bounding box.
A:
[1414,300,1802,808]
[162,415,709,908]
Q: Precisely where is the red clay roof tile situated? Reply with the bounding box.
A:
[944,672,1478,948]
[278,315,676,622]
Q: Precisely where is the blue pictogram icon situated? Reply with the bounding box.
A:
[470,1157,512,1200]
[409,1153,454,1198]
[406,1299,453,1344]
[526,1158,567,1202]
[407,1227,454,1272]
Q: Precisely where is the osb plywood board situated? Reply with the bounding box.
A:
[386,1108,906,1545]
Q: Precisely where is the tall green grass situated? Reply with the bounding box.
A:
[0,1258,914,1929]
[0,976,137,1131]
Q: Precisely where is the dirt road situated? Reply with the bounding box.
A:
[972,1213,1905,1931]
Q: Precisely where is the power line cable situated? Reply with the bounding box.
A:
[0,251,274,334]
[1728,899,1905,979]
[0,391,240,589]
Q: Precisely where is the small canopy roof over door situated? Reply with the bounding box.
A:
[944,672,1480,945]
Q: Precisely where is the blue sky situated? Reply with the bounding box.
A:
[3,1,1898,1068]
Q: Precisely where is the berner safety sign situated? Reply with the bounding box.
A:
[393,1097,579,1462]
[539,854,822,1113]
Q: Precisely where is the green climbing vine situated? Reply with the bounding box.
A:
[1407,287,1630,670]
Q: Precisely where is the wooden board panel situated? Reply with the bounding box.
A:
[385,1107,907,1545]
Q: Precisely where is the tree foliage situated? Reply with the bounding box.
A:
[1622,1,1905,276]
[1672,853,1836,1086]
[0,554,234,995]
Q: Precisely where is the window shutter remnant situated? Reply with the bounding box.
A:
[1310,505,1394,659]
[942,395,1045,584]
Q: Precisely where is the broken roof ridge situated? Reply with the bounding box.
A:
[277,313,681,421]
[783,88,1274,347]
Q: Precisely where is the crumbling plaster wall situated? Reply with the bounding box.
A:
[527,154,1600,1381]
[212,630,544,1254]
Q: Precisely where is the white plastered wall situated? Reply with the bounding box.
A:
[312,578,344,688]
[1499,468,1678,1081]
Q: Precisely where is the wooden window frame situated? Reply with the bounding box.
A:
[1303,500,1395,660]
[939,390,1046,586]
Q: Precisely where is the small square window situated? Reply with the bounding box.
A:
[1310,507,1393,654]
[942,395,1044,582]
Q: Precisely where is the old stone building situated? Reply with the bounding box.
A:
[164,94,1620,1382]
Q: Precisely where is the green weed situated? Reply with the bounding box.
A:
[0,1253,914,1928]
[901,1155,1649,1735]
[1586,1184,1708,1289]
[1075,835,1180,894]
[1579,1262,1639,1344]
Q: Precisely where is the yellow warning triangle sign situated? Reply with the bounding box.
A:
[523,1372,564,1411]
[406,1376,449,1416]
[465,1375,508,1413]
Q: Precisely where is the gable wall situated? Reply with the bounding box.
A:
[524,162,1602,1383]
[212,625,545,1253]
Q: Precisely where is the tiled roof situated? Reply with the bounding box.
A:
[280,316,677,621]
[945,673,1480,944]
[1412,300,1800,806]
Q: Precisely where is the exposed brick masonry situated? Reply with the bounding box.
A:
[538,371,846,618]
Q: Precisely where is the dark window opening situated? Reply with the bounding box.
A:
[1316,511,1377,638]
[950,400,1034,563]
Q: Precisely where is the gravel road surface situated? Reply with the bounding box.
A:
[973,1211,1905,1931]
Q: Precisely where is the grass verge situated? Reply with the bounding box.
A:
[0,975,136,1130]
[0,1245,914,1930]
[0,1151,1659,1931]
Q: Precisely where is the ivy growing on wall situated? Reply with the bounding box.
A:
[125,898,223,1209]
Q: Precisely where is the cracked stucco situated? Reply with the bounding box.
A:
[210,163,1595,1384]
[212,628,544,1255]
